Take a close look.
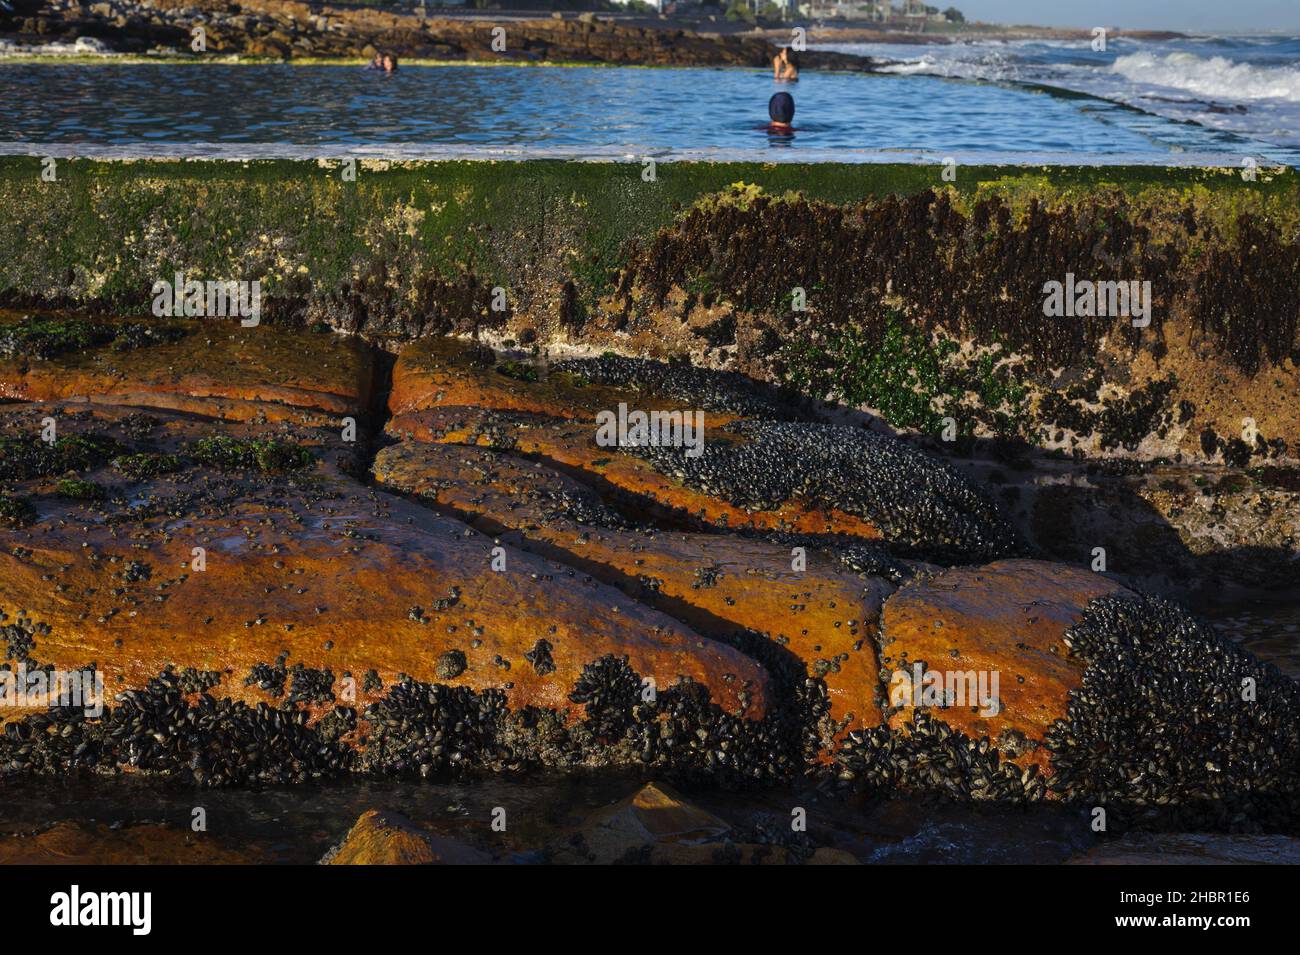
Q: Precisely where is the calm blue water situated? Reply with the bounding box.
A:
[0,59,1291,165]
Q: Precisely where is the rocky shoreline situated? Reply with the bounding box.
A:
[3,160,1296,602]
[1,156,1298,862]
[0,0,880,68]
[1,314,1297,843]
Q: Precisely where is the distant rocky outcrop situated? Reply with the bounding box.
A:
[1,0,880,69]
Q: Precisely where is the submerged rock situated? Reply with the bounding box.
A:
[321,810,491,865]
[1068,832,1300,865]
[0,820,253,864]
[549,781,854,865]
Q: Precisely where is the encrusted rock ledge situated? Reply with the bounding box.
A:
[2,315,1296,834]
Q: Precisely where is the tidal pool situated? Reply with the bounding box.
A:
[1,62,1292,165]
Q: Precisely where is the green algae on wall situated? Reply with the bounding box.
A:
[1,156,1294,332]
[2,156,1297,459]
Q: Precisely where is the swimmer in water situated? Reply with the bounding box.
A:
[382,53,399,73]
[773,47,799,82]
[367,52,384,70]
[767,91,795,134]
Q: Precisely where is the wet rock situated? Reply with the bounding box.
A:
[0,820,253,864]
[549,781,728,864]
[321,809,491,865]
[551,782,858,864]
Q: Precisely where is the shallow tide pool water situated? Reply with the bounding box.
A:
[0,61,1292,165]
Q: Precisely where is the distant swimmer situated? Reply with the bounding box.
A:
[766,91,795,135]
[382,53,399,73]
[773,47,799,82]
[367,52,384,71]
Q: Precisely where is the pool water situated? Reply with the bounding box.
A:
[0,61,1290,165]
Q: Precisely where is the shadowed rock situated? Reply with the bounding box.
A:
[0,820,253,864]
[548,781,858,864]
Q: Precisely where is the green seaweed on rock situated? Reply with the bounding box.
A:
[0,433,125,481]
[0,315,185,360]
[55,477,106,501]
[0,494,34,527]
[190,436,316,473]
[777,312,1028,438]
[112,452,183,481]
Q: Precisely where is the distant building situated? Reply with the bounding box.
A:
[606,0,667,11]
[797,1,932,22]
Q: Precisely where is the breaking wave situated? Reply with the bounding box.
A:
[1112,51,1300,102]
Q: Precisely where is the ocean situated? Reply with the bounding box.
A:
[817,33,1300,156]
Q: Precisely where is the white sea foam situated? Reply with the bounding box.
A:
[1112,51,1300,102]
[817,37,1300,154]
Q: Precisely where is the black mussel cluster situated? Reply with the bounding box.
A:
[1046,593,1300,830]
[635,419,1018,564]
[834,711,1048,803]
[552,355,813,422]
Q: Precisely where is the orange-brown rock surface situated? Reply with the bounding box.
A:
[0,399,768,724]
[388,338,844,534]
[0,312,374,420]
[373,438,892,734]
[6,316,1297,823]
[322,809,492,865]
[386,338,1017,560]
[0,820,253,864]
[879,560,1127,772]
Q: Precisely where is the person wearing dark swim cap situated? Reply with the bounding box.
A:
[768,92,795,132]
